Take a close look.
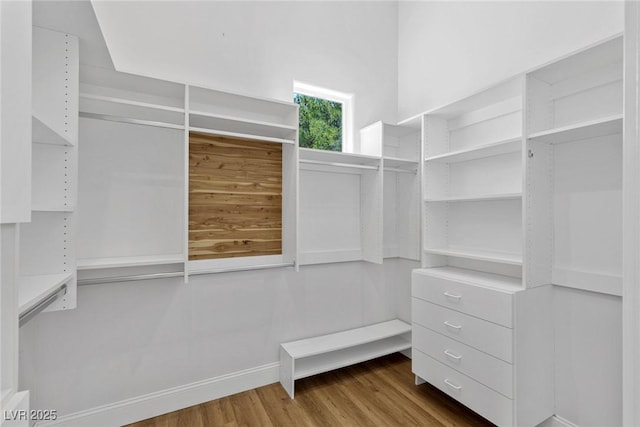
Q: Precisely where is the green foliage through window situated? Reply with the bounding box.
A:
[294,93,342,151]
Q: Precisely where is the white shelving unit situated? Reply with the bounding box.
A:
[280,319,411,398]
[525,35,623,294]
[422,77,524,274]
[76,67,300,283]
[77,66,186,279]
[16,27,79,320]
[298,147,382,265]
[411,34,624,427]
[186,84,299,276]
[360,121,421,260]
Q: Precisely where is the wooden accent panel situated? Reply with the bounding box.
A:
[127,354,494,427]
[189,132,282,260]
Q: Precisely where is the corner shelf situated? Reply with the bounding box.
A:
[425,193,522,203]
[299,148,380,171]
[300,148,380,165]
[18,273,72,315]
[527,115,622,144]
[425,137,521,163]
[424,247,523,266]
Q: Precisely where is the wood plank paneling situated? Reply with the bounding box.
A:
[189,132,282,260]
[126,354,495,427]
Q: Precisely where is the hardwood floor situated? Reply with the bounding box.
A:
[126,353,494,427]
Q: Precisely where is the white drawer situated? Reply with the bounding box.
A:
[413,323,513,398]
[412,298,513,363]
[413,349,513,427]
[412,269,514,327]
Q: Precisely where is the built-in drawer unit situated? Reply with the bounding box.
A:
[412,298,513,363]
[413,323,513,398]
[413,267,514,327]
[411,267,554,427]
[413,349,513,427]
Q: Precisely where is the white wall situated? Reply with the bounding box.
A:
[91,0,399,150]
[398,1,624,119]
[20,260,403,417]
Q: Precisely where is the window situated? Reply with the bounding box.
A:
[293,81,353,152]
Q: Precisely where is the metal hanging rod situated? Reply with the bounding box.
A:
[299,159,379,171]
[19,284,67,326]
[79,111,185,131]
[383,167,418,174]
[78,262,296,286]
[189,262,295,275]
[78,271,184,286]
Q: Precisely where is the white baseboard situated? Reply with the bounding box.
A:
[37,362,280,427]
[538,415,579,427]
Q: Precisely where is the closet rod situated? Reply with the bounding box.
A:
[19,284,67,326]
[189,262,295,275]
[78,271,184,286]
[79,111,185,130]
[299,159,379,171]
[383,167,417,174]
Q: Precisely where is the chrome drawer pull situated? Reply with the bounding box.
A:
[444,321,462,330]
[444,349,462,361]
[444,378,462,390]
[443,291,462,301]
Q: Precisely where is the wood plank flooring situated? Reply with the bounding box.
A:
[126,353,494,427]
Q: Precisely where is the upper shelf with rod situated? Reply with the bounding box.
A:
[299,147,381,172]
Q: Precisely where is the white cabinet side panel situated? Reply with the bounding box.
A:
[554,287,622,426]
[523,140,553,287]
[1,1,31,224]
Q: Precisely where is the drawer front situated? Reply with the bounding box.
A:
[412,270,513,327]
[412,298,513,363]
[413,323,513,398]
[413,350,513,427]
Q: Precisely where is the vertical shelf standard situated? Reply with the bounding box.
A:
[17,27,80,318]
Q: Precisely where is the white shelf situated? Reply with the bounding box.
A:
[80,93,185,113]
[294,335,410,379]
[282,319,411,359]
[77,254,184,270]
[189,110,297,141]
[424,247,523,266]
[32,115,73,146]
[189,127,294,145]
[425,137,521,163]
[299,148,380,166]
[414,266,523,293]
[31,206,74,213]
[528,115,622,144]
[384,157,419,168]
[425,193,522,203]
[18,273,72,315]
